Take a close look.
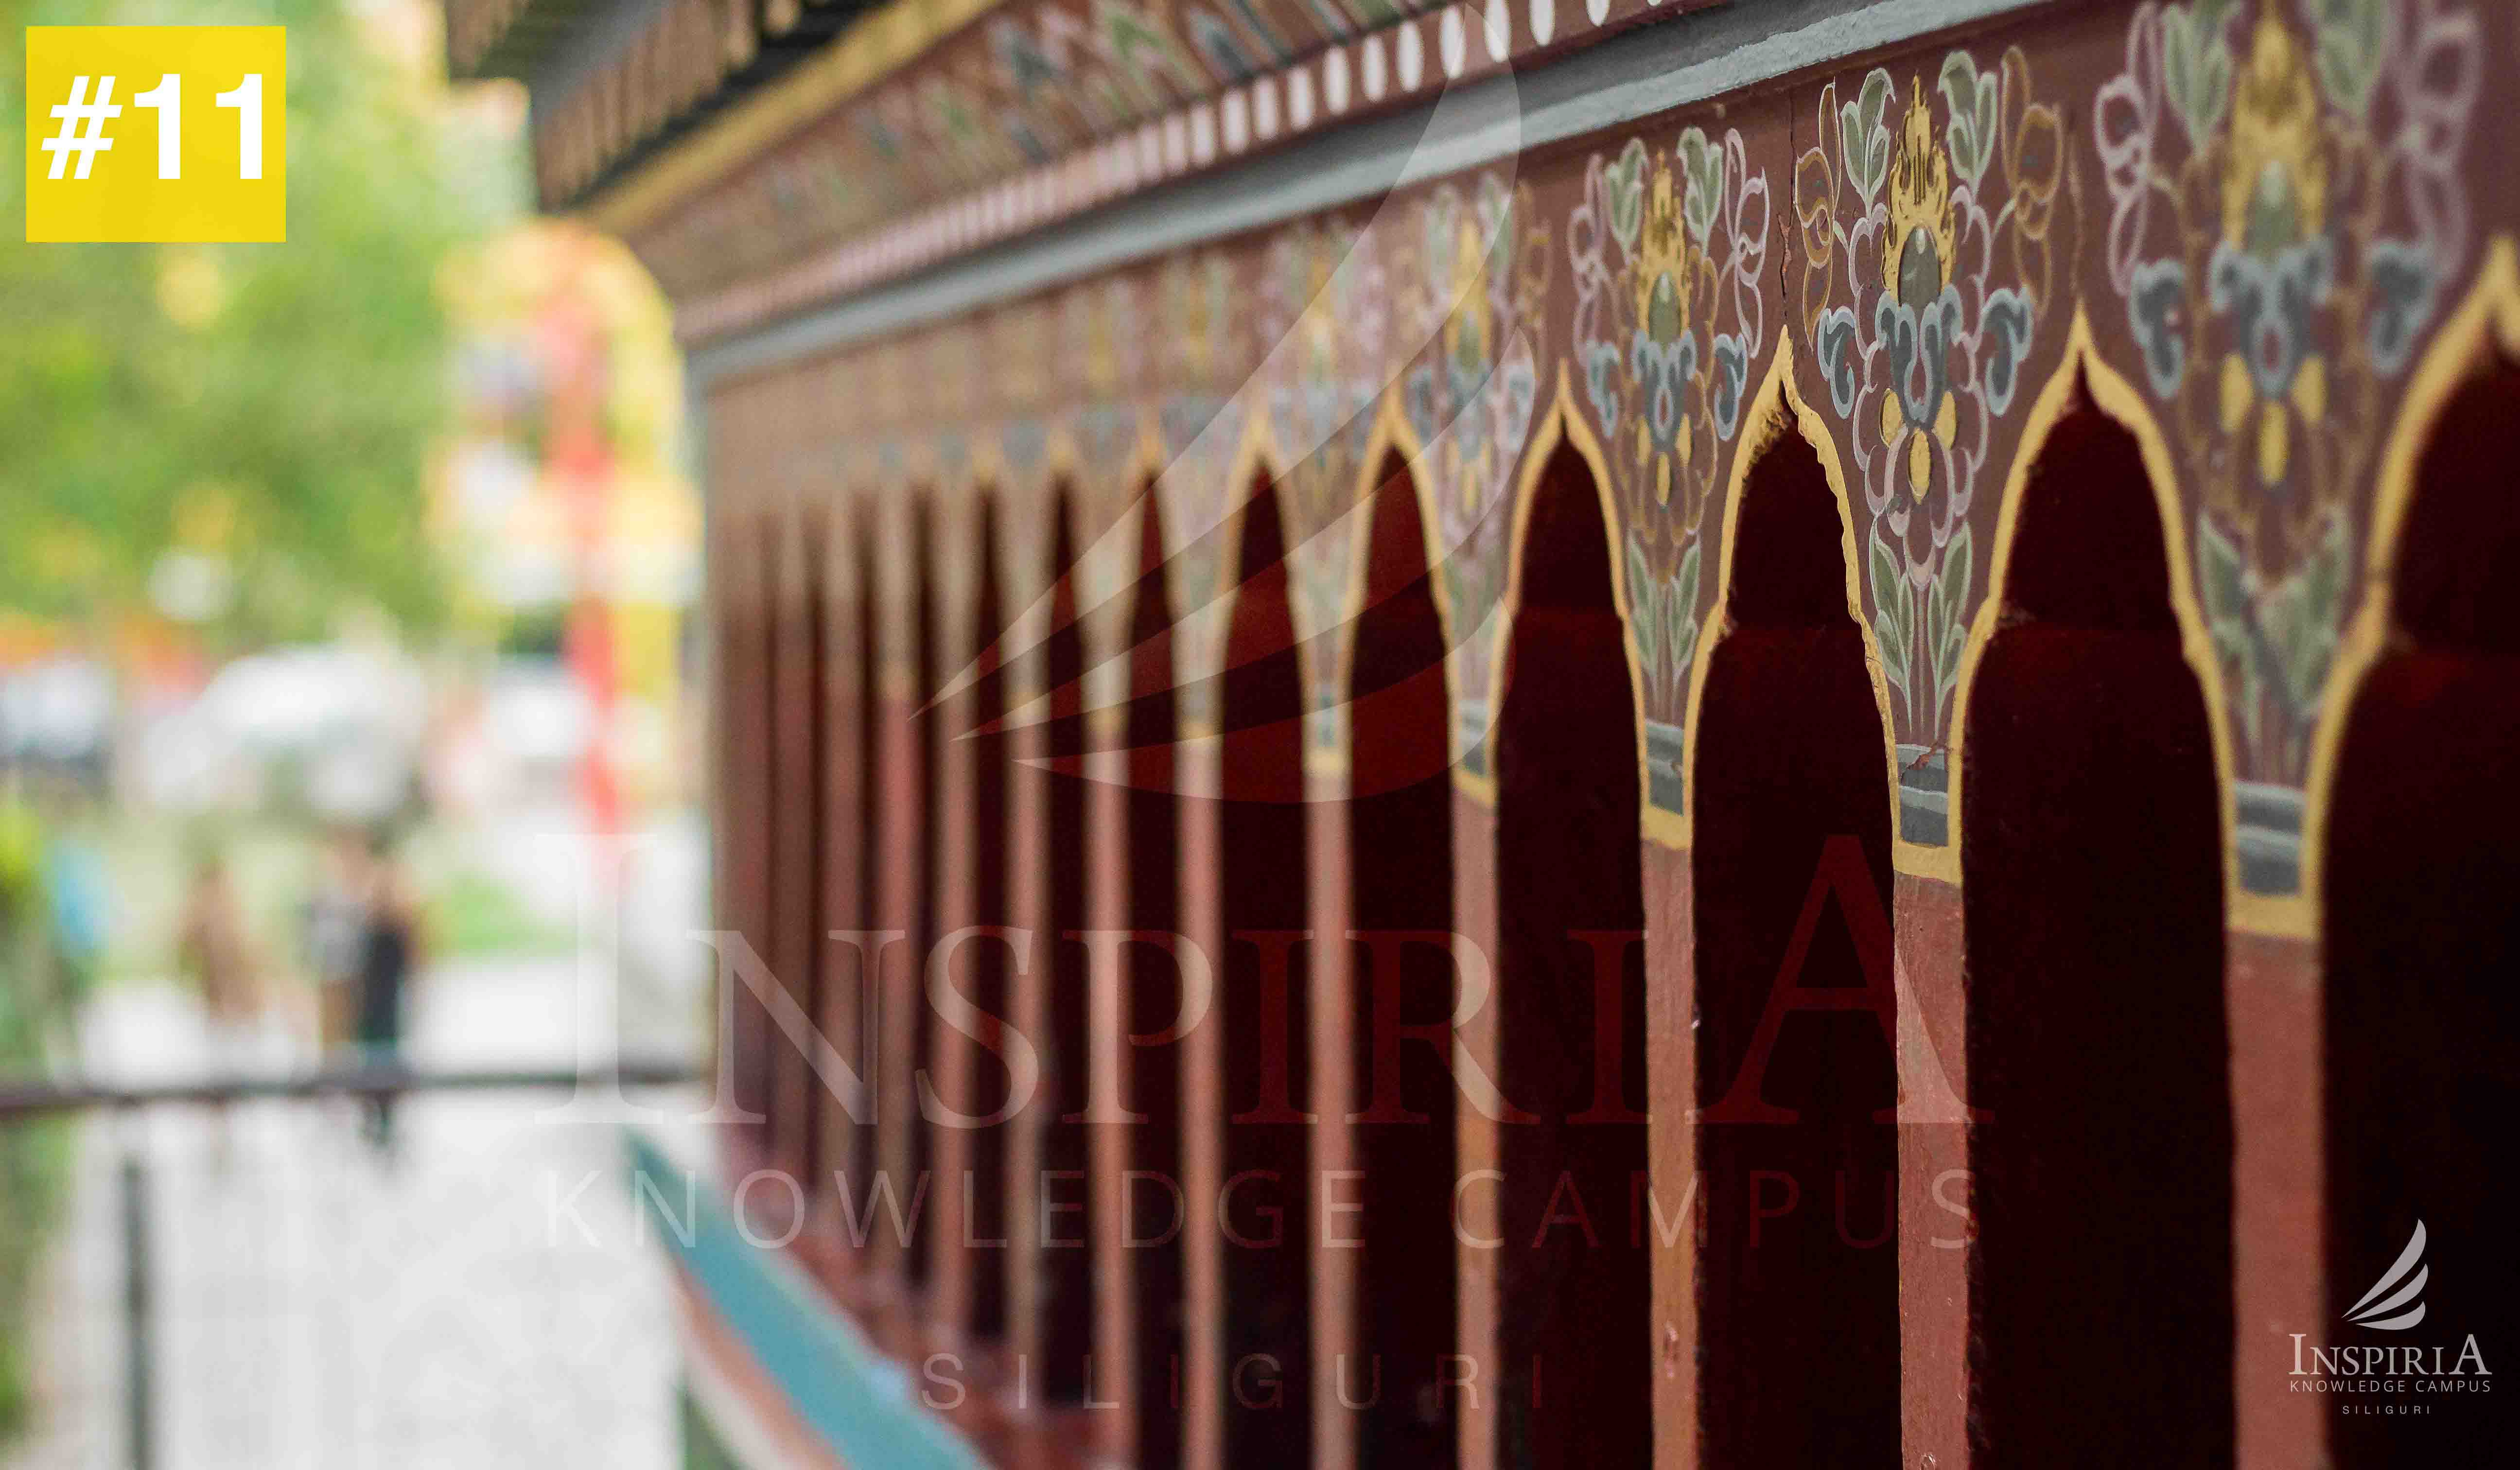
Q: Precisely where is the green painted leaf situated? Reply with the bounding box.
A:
[1923,563,1949,700]
[2265,514,2351,716]
[1868,521,1905,639]
[1625,535,1661,665]
[1672,541,1704,680]
[1607,138,1649,252]
[1876,609,1910,697]
[1672,614,1699,685]
[1679,126,1723,247]
[2196,513,2247,628]
[2160,3,2232,149]
[1842,70,1894,203]
[1940,523,1974,637]
[1938,52,1995,190]
[2311,0,2388,123]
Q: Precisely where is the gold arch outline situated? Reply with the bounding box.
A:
[1167,401,1284,739]
[1297,389,1435,778]
[1067,412,1172,742]
[1680,333,1906,864]
[2296,236,2520,938]
[1942,306,2250,920]
[1477,362,1657,834]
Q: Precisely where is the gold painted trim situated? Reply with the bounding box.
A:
[2296,237,2520,939]
[583,0,999,236]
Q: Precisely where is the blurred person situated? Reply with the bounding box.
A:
[304,827,371,1059]
[355,831,424,1156]
[177,851,266,1165]
[43,815,108,1029]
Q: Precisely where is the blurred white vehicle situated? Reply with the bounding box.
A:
[139,645,428,822]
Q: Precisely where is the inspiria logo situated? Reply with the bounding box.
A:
[2291,1221,2493,1416]
[2342,1221,2431,1331]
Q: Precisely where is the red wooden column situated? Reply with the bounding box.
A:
[1896,870,1970,1466]
[1176,721,1226,1470]
[1006,491,1103,1460]
[1002,514,1053,1412]
[927,519,981,1351]
[867,493,937,1352]
[1450,787,1500,1470]
[1640,840,1697,1470]
[803,503,873,1297]
[1083,720,1134,1462]
[2227,925,2320,1466]
[767,506,822,1201]
[718,508,776,1167]
[1086,497,1186,1470]
[1305,753,1355,1470]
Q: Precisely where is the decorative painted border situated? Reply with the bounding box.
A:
[700,0,2519,940]
[633,0,1703,335]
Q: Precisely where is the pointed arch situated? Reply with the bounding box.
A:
[2303,237,2520,919]
[1683,336,1903,858]
[1338,447,1457,1466]
[1947,310,2247,912]
[1494,364,1653,827]
[1214,462,1314,1464]
[1108,477,1187,1469]
[1957,364,2233,1462]
[1489,404,1653,1466]
[1032,478,1098,1404]
[2314,240,2520,1469]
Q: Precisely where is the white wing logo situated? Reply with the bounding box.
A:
[2343,1221,2429,1331]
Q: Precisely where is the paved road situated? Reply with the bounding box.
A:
[4,958,699,1470]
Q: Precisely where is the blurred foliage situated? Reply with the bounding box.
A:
[0,791,77,1439]
[427,866,569,957]
[0,0,523,643]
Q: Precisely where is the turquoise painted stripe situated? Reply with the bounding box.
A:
[626,1129,985,1470]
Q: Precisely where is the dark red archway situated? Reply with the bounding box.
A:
[1690,427,1899,1463]
[1962,402,2231,1464]
[2324,360,2520,1469]
[1492,441,1650,1468]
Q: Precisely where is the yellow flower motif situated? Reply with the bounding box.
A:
[1879,381,1959,494]
[1884,78,1956,298]
[1875,78,1961,500]
[1630,164,1691,336]
[2223,15,2327,254]
[2220,349,2326,486]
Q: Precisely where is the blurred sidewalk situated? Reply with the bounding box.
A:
[3,955,697,1470]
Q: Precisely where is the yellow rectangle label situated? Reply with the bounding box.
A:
[25,26,286,243]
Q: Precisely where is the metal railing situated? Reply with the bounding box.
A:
[2,1059,703,1470]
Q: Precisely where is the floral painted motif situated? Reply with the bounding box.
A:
[1797,48,2064,812]
[1151,250,1247,724]
[1400,175,1549,770]
[1062,277,1146,507]
[1568,124,1771,789]
[2097,0,2479,811]
[1260,218,1393,744]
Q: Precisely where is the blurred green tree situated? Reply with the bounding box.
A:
[0,0,523,644]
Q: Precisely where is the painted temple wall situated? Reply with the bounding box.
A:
[678,2,2520,1466]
